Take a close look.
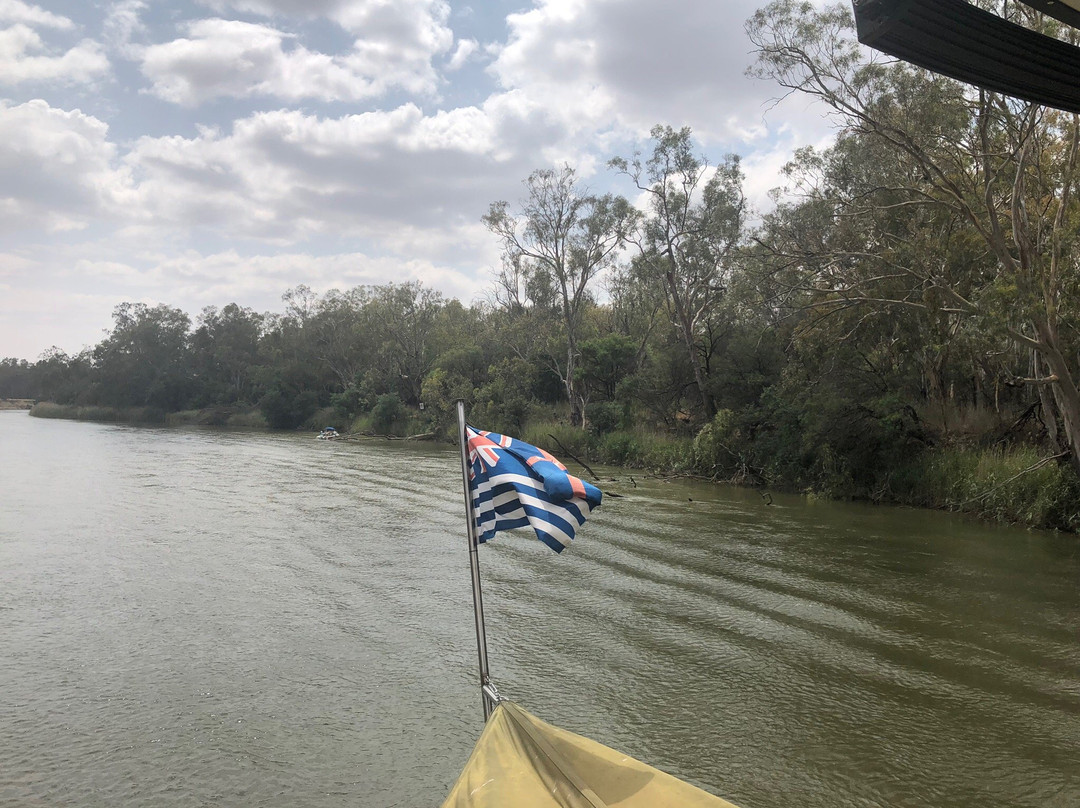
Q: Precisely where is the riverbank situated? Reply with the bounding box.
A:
[517,420,1080,534]
[0,398,34,410]
[28,402,1080,534]
[29,402,267,428]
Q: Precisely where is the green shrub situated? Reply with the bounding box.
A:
[259,386,319,429]
[330,386,364,420]
[371,393,405,433]
[226,409,267,428]
[586,401,629,435]
[692,409,740,476]
[521,421,591,459]
[902,447,1080,531]
[636,432,693,471]
[29,402,67,419]
[30,402,165,423]
[305,406,340,432]
[596,432,638,466]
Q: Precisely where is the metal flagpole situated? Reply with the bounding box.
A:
[456,399,495,721]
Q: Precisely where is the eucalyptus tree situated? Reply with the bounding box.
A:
[93,302,193,410]
[307,288,372,391]
[484,165,636,426]
[366,282,445,406]
[748,0,1080,470]
[191,303,264,405]
[611,125,747,419]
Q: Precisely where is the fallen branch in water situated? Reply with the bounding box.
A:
[646,472,715,482]
[339,430,441,442]
[546,433,600,480]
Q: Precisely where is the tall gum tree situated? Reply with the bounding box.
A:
[748,0,1080,471]
[484,165,634,426]
[611,126,746,420]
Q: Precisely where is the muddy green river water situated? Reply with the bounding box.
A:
[1,412,1077,807]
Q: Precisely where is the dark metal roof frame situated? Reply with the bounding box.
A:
[1020,0,1080,31]
[853,0,1080,113]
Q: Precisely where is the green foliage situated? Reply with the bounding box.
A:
[900,448,1080,531]
[520,421,591,460]
[93,303,194,411]
[577,334,638,402]
[733,369,928,498]
[692,410,744,479]
[471,358,539,435]
[586,401,630,435]
[371,393,406,433]
[330,386,365,421]
[306,406,340,431]
[259,382,319,430]
[226,409,267,428]
[594,429,693,470]
[419,367,474,437]
[30,402,165,423]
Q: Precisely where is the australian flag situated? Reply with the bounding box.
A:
[467,426,602,553]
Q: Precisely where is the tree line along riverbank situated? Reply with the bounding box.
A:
[9,2,1080,537]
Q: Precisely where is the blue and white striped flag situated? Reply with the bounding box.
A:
[466,426,602,553]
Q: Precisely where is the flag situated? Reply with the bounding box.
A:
[466,426,602,553]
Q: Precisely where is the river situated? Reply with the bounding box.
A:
[1,411,1077,807]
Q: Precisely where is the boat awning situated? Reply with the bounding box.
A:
[1020,0,1080,30]
[852,0,1080,113]
[441,701,740,808]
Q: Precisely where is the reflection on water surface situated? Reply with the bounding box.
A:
[1,412,1077,807]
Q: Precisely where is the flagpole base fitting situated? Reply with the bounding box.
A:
[482,680,504,717]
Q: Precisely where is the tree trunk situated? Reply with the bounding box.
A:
[1031,350,1063,453]
[565,339,582,427]
[665,269,716,419]
[1035,326,1080,473]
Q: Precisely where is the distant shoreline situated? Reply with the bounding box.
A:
[0,399,34,410]
[23,400,1080,535]
[29,401,266,428]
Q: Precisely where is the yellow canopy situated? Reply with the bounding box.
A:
[441,701,740,808]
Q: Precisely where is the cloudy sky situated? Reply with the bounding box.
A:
[0,0,835,360]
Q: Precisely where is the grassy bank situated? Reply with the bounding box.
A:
[0,398,35,410]
[516,419,1080,534]
[894,447,1080,532]
[31,402,266,428]
[30,402,167,423]
[165,408,268,428]
[521,421,695,474]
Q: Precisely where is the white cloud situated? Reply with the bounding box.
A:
[446,37,477,71]
[0,92,540,251]
[0,0,850,361]
[167,0,454,103]
[132,249,480,305]
[123,102,534,243]
[0,0,73,29]
[199,0,451,37]
[103,0,147,54]
[141,9,452,105]
[0,24,109,85]
[198,0,375,20]
[0,100,134,232]
[487,0,824,147]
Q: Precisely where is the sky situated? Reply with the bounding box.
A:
[0,0,837,361]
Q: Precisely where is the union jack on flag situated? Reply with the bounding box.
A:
[466,426,602,553]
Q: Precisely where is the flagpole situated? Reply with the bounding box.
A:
[456,399,494,721]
